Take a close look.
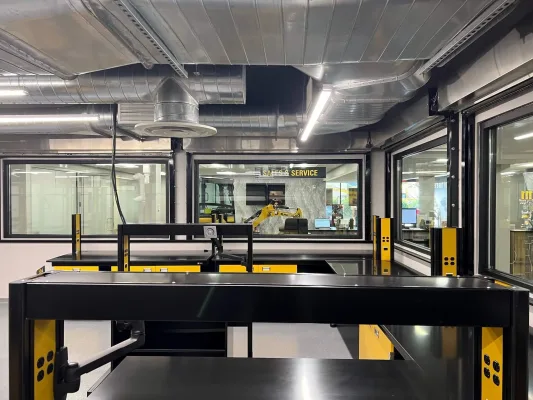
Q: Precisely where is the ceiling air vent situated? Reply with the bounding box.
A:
[133,78,216,138]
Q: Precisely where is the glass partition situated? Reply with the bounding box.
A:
[394,138,448,252]
[195,160,363,239]
[5,160,168,237]
[483,113,533,283]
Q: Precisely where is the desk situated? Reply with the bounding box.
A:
[402,228,430,243]
[48,251,344,274]
[9,272,529,400]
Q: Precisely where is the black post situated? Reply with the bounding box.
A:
[71,214,81,260]
[247,324,253,358]
[9,281,30,400]
[447,114,460,228]
[117,225,130,272]
[504,289,529,399]
[247,225,253,273]
[462,112,476,276]
[430,228,443,276]
[385,152,392,218]
[375,216,381,259]
[365,152,372,241]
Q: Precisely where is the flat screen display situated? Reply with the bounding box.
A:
[314,218,331,229]
[402,208,417,225]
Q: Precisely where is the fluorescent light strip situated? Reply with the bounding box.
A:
[0,115,100,123]
[300,89,332,142]
[514,132,533,140]
[501,171,516,176]
[0,89,27,97]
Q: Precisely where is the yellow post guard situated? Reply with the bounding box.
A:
[380,218,392,261]
[441,228,457,277]
[481,327,503,400]
[33,320,56,400]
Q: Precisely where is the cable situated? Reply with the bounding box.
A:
[111,105,127,225]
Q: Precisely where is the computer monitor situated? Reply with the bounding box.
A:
[402,208,417,225]
[314,218,331,229]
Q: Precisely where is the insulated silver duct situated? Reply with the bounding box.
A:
[0,105,113,136]
[134,78,216,138]
[154,79,198,124]
[118,104,305,137]
[0,64,245,105]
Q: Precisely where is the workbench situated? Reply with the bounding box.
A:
[9,271,529,400]
[48,250,340,274]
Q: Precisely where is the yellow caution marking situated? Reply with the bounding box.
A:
[359,325,394,360]
[33,320,56,400]
[53,266,99,272]
[441,228,457,276]
[380,218,392,261]
[481,327,503,400]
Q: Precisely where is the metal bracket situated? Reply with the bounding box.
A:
[54,321,145,400]
[112,0,188,78]
[203,225,218,239]
[428,88,454,118]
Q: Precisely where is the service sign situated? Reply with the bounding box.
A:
[289,167,326,178]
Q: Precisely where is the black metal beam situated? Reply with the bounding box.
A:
[119,223,253,237]
[9,281,30,400]
[22,273,519,327]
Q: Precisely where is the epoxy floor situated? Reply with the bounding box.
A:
[0,302,352,399]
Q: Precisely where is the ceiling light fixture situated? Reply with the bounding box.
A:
[501,171,517,176]
[0,115,100,123]
[514,133,533,140]
[300,88,332,142]
[0,89,27,97]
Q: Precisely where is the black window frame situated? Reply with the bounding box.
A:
[193,157,366,241]
[393,136,448,256]
[478,101,533,291]
[3,157,173,241]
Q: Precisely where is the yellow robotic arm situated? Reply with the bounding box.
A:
[245,204,303,229]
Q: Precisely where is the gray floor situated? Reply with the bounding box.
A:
[0,303,351,399]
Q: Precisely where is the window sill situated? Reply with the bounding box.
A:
[394,242,431,263]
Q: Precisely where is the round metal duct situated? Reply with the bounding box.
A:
[134,78,216,138]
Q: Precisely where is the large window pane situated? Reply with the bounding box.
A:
[492,114,533,281]
[8,161,167,236]
[397,142,448,249]
[197,161,362,238]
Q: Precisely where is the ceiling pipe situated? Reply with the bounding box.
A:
[0,105,113,136]
[0,64,245,105]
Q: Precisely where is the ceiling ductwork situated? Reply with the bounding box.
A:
[0,105,113,137]
[0,0,520,140]
[0,64,245,105]
[134,78,216,138]
[297,61,430,135]
[119,104,305,137]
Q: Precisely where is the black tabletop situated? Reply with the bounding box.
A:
[47,250,353,265]
[26,270,506,290]
[89,356,427,400]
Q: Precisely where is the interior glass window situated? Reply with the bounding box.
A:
[7,161,168,236]
[397,142,448,250]
[197,161,362,238]
[491,114,533,281]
